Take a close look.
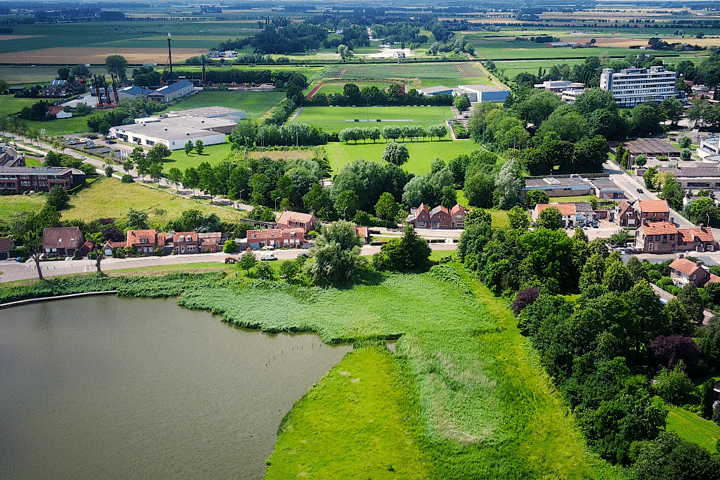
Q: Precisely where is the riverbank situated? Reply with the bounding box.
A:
[0,264,624,478]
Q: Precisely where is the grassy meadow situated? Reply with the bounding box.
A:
[666,405,720,452]
[161,90,286,120]
[325,139,480,176]
[62,176,246,224]
[0,193,46,222]
[319,62,488,88]
[292,105,453,135]
[175,265,622,479]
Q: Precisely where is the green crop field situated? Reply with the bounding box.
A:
[62,176,245,225]
[325,139,480,176]
[177,266,622,479]
[292,106,453,134]
[161,90,286,120]
[666,405,720,452]
[0,96,38,117]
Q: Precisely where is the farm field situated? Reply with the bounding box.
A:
[325,139,480,176]
[161,90,286,120]
[666,405,720,452]
[0,47,207,66]
[0,21,257,58]
[180,267,621,479]
[163,142,235,172]
[62,176,245,225]
[0,96,38,118]
[292,106,453,135]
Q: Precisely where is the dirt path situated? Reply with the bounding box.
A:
[288,106,305,121]
[306,84,324,99]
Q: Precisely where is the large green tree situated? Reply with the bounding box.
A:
[105,55,128,80]
[304,221,365,287]
[372,225,432,273]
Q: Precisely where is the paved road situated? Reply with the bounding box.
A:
[0,243,457,284]
[604,160,694,228]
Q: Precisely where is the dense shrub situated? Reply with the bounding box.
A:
[511,287,540,316]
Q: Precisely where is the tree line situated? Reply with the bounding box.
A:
[305,83,453,108]
[458,211,720,478]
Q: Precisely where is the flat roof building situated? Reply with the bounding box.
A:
[0,166,85,192]
[600,66,677,108]
[456,85,510,103]
[522,176,593,198]
[109,122,226,151]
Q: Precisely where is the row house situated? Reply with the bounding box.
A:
[42,227,84,256]
[406,203,467,229]
[616,201,640,227]
[669,258,720,288]
[0,144,25,167]
[198,232,223,253]
[246,228,305,250]
[169,231,199,255]
[277,210,318,233]
[0,166,86,192]
[127,229,166,254]
[635,221,718,253]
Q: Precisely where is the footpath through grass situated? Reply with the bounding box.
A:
[177,265,623,479]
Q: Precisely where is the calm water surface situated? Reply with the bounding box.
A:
[0,296,350,479]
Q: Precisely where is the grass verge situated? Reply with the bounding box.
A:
[666,405,720,452]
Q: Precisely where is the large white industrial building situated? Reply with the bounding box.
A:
[599,66,677,107]
[108,106,245,150]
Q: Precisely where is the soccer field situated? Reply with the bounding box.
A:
[291,106,453,134]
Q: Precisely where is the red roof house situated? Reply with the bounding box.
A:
[277,210,318,233]
[42,227,84,256]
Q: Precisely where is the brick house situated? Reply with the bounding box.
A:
[451,204,467,229]
[0,236,15,260]
[356,226,370,244]
[638,200,670,222]
[0,166,86,193]
[246,228,305,250]
[635,221,718,253]
[407,203,466,229]
[277,210,318,233]
[103,240,126,256]
[126,229,166,254]
[42,226,84,256]
[616,200,640,227]
[532,203,577,228]
[669,258,712,287]
[198,232,223,253]
[406,203,431,228]
[170,231,200,254]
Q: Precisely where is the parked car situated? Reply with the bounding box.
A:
[261,245,275,251]
[260,252,277,261]
[224,256,237,264]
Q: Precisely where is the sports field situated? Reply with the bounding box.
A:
[292,106,453,134]
[320,62,489,88]
[325,139,481,176]
[161,90,286,120]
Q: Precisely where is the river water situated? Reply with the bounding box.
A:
[0,296,350,479]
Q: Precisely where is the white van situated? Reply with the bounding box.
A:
[260,252,277,261]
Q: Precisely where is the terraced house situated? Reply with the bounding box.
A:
[635,222,717,253]
[406,203,466,229]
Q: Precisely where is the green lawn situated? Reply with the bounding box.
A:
[0,192,46,222]
[266,347,434,479]
[325,139,480,176]
[178,267,620,479]
[160,90,286,121]
[666,405,720,452]
[162,141,236,172]
[62,176,246,225]
[293,106,453,135]
[0,96,39,117]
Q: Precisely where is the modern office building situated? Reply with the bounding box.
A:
[599,66,677,107]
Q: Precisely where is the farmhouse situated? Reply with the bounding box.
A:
[147,80,194,104]
[42,227,84,256]
[0,166,86,192]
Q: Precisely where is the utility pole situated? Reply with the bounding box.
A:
[167,33,173,83]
